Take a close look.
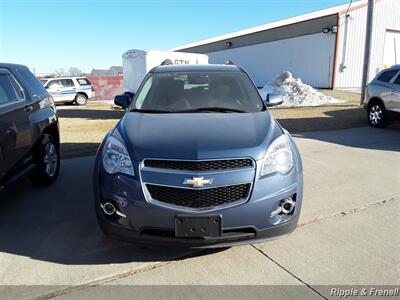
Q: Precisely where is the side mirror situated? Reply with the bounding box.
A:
[124,92,135,101]
[266,94,283,107]
[114,94,132,108]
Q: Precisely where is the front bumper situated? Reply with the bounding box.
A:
[98,212,299,248]
[93,152,303,248]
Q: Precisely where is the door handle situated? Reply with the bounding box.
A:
[24,105,33,113]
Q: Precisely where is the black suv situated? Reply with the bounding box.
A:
[0,63,60,190]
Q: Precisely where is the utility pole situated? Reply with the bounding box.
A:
[360,0,374,105]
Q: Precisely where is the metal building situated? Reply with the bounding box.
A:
[172,0,400,89]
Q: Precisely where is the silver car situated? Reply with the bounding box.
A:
[364,65,400,127]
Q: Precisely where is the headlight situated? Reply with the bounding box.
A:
[261,134,293,176]
[102,136,134,176]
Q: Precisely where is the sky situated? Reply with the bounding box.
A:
[0,0,353,74]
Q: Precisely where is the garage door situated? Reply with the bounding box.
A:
[383,30,400,68]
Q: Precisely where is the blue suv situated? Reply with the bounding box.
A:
[94,64,303,248]
[0,63,60,190]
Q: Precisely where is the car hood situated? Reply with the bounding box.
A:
[117,111,280,162]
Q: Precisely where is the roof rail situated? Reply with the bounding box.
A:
[224,60,235,65]
[160,59,173,66]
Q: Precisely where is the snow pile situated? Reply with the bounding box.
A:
[259,71,344,107]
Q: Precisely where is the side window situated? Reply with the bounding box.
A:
[9,76,25,100]
[394,73,400,85]
[377,70,398,83]
[60,79,74,87]
[0,74,18,105]
[47,80,61,89]
[16,67,47,99]
[77,78,91,86]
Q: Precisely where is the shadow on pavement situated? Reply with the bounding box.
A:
[274,106,400,152]
[61,142,101,159]
[57,108,123,120]
[0,157,223,265]
[293,123,400,152]
[276,107,366,133]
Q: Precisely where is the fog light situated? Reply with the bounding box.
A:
[281,197,295,215]
[102,202,116,215]
[101,201,127,218]
[270,196,296,217]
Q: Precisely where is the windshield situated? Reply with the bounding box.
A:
[39,79,48,85]
[131,71,265,113]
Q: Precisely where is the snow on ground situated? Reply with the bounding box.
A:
[258,71,345,107]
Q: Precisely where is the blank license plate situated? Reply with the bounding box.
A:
[175,215,222,238]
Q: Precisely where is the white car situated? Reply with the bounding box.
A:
[40,77,95,105]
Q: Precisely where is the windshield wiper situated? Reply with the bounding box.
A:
[174,107,247,113]
[129,107,248,114]
[129,109,173,113]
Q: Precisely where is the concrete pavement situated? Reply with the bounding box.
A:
[0,127,399,299]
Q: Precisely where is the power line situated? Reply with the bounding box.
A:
[345,0,353,16]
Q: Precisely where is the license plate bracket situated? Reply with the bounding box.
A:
[175,215,222,238]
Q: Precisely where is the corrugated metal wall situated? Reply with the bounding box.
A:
[335,0,400,88]
[208,32,336,88]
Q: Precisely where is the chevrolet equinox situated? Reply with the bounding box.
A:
[94,64,303,248]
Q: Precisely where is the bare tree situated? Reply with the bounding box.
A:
[68,67,82,76]
[54,68,66,77]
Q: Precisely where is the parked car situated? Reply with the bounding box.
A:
[93,64,303,248]
[364,65,400,127]
[40,77,95,105]
[0,63,60,190]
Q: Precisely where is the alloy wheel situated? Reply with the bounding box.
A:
[369,104,383,125]
[43,142,58,177]
[76,95,86,105]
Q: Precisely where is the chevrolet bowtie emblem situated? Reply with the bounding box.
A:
[183,176,214,188]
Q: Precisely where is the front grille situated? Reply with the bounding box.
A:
[146,183,251,209]
[144,159,253,171]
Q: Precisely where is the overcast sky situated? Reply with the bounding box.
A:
[0,0,354,74]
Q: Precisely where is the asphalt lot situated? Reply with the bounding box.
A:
[0,127,399,299]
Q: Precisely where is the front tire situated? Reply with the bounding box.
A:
[30,135,60,186]
[75,94,87,106]
[367,101,388,128]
